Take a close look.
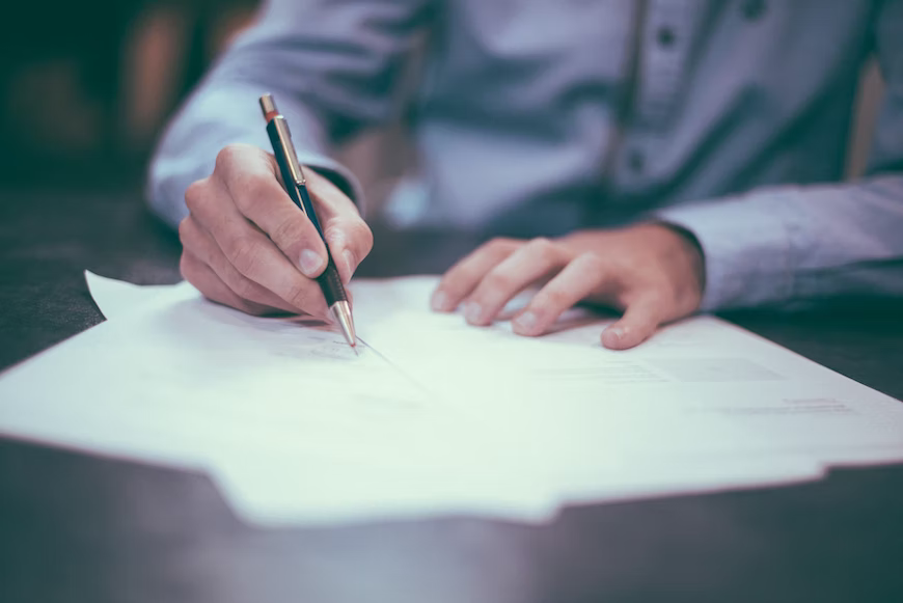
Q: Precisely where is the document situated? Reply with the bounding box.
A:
[85,271,174,320]
[5,275,558,523]
[0,273,899,527]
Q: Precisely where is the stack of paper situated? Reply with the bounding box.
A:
[0,272,898,526]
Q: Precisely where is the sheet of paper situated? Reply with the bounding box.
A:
[85,270,174,320]
[2,276,557,523]
[83,271,904,469]
[0,273,899,527]
[84,272,561,522]
[334,277,900,521]
[354,278,902,467]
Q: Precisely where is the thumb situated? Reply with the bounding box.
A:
[601,294,666,350]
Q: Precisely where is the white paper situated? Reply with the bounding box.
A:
[3,276,558,522]
[86,270,173,319]
[0,273,899,527]
[355,279,902,464]
[345,278,899,524]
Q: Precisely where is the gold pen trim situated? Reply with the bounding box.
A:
[259,94,307,188]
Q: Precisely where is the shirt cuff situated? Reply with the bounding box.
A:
[654,195,796,311]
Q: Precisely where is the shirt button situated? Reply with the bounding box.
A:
[741,0,766,21]
[656,26,676,48]
[627,150,645,173]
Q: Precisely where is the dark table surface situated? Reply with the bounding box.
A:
[0,188,901,602]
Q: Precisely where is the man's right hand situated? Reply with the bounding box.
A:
[178,143,373,318]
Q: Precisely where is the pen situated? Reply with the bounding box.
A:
[259,93,357,352]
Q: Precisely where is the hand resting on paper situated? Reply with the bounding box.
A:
[430,224,705,350]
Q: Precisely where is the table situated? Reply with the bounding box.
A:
[0,188,900,601]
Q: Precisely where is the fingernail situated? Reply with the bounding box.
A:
[464,302,483,324]
[342,250,356,283]
[431,290,448,311]
[513,311,538,335]
[298,249,324,277]
[603,326,624,344]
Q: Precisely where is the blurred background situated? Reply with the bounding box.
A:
[0,0,887,206]
[0,0,416,206]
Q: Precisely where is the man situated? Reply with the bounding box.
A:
[148,0,902,350]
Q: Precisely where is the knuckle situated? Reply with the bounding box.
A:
[269,216,306,249]
[483,270,514,292]
[487,237,515,253]
[214,144,246,173]
[350,220,374,254]
[284,281,313,310]
[228,237,264,276]
[529,236,553,250]
[540,287,570,310]
[528,237,560,260]
[322,223,341,242]
[323,225,344,254]
[233,174,276,214]
[184,179,207,213]
[608,253,636,274]
[177,218,192,246]
[325,219,373,258]
[229,275,259,301]
[578,252,607,274]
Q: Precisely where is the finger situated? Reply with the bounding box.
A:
[180,251,271,316]
[179,216,302,315]
[600,293,667,350]
[186,172,329,318]
[463,238,568,326]
[431,238,520,312]
[215,144,330,278]
[512,252,608,336]
[305,169,374,284]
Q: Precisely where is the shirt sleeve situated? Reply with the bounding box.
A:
[655,0,902,311]
[146,0,430,228]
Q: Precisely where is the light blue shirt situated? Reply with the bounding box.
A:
[148,0,902,311]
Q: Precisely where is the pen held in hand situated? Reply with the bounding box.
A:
[259,93,357,352]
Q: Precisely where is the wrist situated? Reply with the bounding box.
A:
[648,221,706,305]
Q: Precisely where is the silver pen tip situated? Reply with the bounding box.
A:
[330,301,357,351]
